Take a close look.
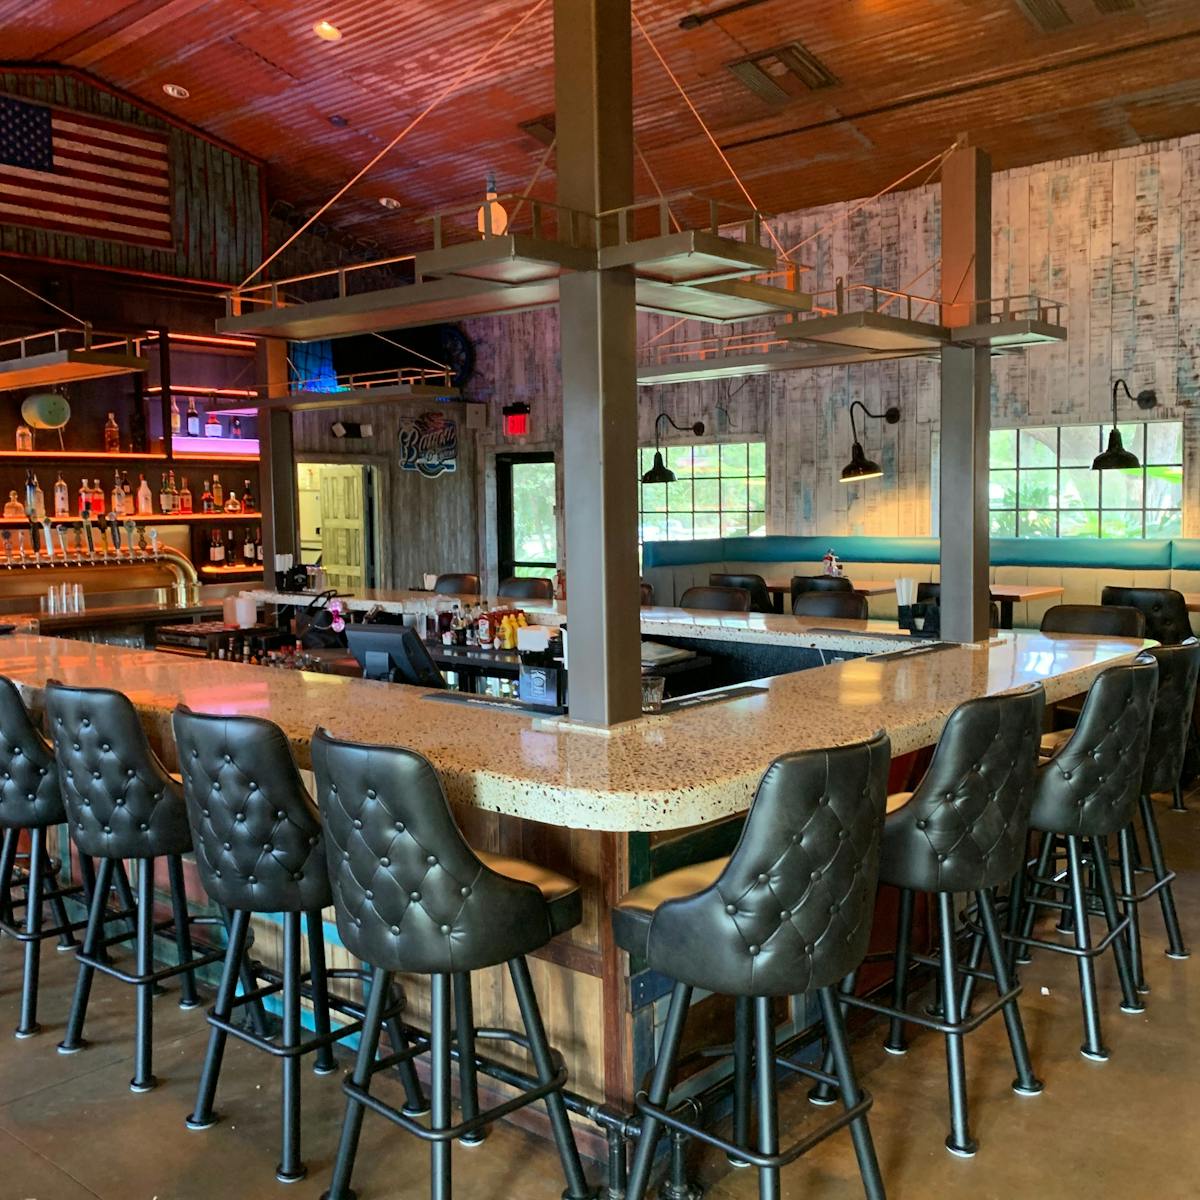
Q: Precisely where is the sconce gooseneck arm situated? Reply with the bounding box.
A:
[1112,378,1133,428]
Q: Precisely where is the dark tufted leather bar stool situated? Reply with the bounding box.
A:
[790,574,853,608]
[679,584,752,613]
[818,686,1046,1158]
[1011,660,1155,1061]
[433,573,482,597]
[311,729,593,1200]
[497,576,554,601]
[1101,586,1192,645]
[45,681,224,1092]
[172,707,426,1184]
[0,676,93,1039]
[710,573,775,614]
[793,591,869,621]
[1040,604,1146,639]
[613,735,891,1200]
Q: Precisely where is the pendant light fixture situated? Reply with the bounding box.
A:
[840,401,900,483]
[476,172,509,237]
[1093,379,1156,471]
[641,412,706,485]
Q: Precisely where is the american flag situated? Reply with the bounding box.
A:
[0,96,174,249]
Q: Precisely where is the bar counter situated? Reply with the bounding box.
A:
[0,624,1150,1119]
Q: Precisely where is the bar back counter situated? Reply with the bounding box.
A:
[0,615,1146,1148]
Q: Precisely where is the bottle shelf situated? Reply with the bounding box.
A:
[199,563,262,575]
[0,450,169,461]
[0,513,261,526]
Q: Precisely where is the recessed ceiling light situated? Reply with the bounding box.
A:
[328,114,348,128]
[378,197,402,210]
[313,19,343,41]
[162,83,190,99]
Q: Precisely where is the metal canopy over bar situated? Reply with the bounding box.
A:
[244,383,459,413]
[600,228,776,283]
[0,328,147,391]
[415,232,595,284]
[637,345,930,385]
[779,309,950,351]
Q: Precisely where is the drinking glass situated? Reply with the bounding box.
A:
[640,674,666,714]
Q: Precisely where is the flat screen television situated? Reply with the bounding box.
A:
[345,624,445,689]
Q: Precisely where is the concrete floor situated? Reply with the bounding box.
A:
[1,799,1198,1200]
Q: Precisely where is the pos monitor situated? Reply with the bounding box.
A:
[345,624,446,689]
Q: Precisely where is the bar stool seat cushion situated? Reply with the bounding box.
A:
[474,850,582,936]
[611,858,728,959]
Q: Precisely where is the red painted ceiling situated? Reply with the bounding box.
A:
[5,0,1200,257]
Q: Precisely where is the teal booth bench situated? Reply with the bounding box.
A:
[643,535,1200,631]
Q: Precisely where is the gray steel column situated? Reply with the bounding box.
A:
[256,341,297,581]
[555,0,642,725]
[938,144,992,643]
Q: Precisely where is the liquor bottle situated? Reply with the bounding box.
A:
[78,478,91,516]
[242,525,256,564]
[255,525,263,563]
[212,476,224,507]
[186,397,200,437]
[53,472,69,518]
[111,471,124,516]
[223,491,242,514]
[178,477,193,515]
[209,529,224,564]
[225,528,237,564]
[104,412,120,453]
[200,478,214,514]
[121,471,133,508]
[136,474,153,515]
[231,416,243,439]
[15,423,32,452]
[240,479,256,513]
[159,473,172,514]
[170,395,181,435]
[205,410,222,439]
[167,470,179,514]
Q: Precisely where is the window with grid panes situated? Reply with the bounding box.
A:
[988,421,1183,539]
[638,441,767,544]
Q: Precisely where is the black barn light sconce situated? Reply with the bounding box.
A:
[641,412,706,484]
[840,401,900,483]
[1093,378,1156,471]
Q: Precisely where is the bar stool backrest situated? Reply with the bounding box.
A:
[643,733,891,998]
[1101,585,1190,645]
[433,573,481,597]
[791,574,853,607]
[172,706,330,913]
[880,685,1045,892]
[311,728,558,974]
[793,591,869,620]
[640,581,655,607]
[1041,604,1146,638]
[44,681,190,860]
[1140,640,1200,796]
[709,573,774,614]
[679,585,751,613]
[1030,659,1158,838]
[0,675,64,829]
[497,576,554,601]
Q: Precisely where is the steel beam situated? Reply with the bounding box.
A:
[938,144,992,643]
[555,0,642,726]
[256,340,298,582]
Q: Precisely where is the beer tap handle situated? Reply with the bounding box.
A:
[40,519,53,560]
[1,530,11,567]
[55,525,68,562]
[26,514,40,561]
[16,530,27,560]
[148,528,160,559]
[81,512,95,560]
[107,513,120,555]
[124,519,136,560]
[137,526,147,554]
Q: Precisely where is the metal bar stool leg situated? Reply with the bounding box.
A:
[977,889,1042,1096]
[1005,854,1027,976]
[818,986,885,1200]
[454,971,485,1146]
[626,982,693,1200]
[1138,794,1188,960]
[278,911,305,1183]
[811,970,857,1106]
[166,855,199,1009]
[188,908,251,1129]
[430,972,454,1200]
[15,826,46,1038]
[42,838,77,951]
[937,892,976,1157]
[884,888,915,1054]
[58,856,115,1055]
[1016,833,1058,964]
[754,995,781,1200]
[323,966,392,1200]
[382,985,428,1117]
[509,955,592,1200]
[0,828,17,925]
[305,911,338,1076]
[957,926,987,1020]
[1090,838,1144,1015]
[1117,826,1147,993]
[728,995,753,1166]
[131,857,158,1092]
[1064,836,1107,1061]
[1171,783,1186,813]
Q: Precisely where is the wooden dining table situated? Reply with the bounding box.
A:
[762,577,896,614]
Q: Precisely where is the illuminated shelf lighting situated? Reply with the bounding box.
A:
[200,564,262,575]
[0,450,168,461]
[171,435,260,458]
[0,513,260,526]
[147,385,261,397]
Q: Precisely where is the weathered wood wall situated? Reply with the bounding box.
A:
[0,69,264,286]
[464,132,1200,569]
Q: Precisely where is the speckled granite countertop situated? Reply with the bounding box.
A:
[0,629,1146,832]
